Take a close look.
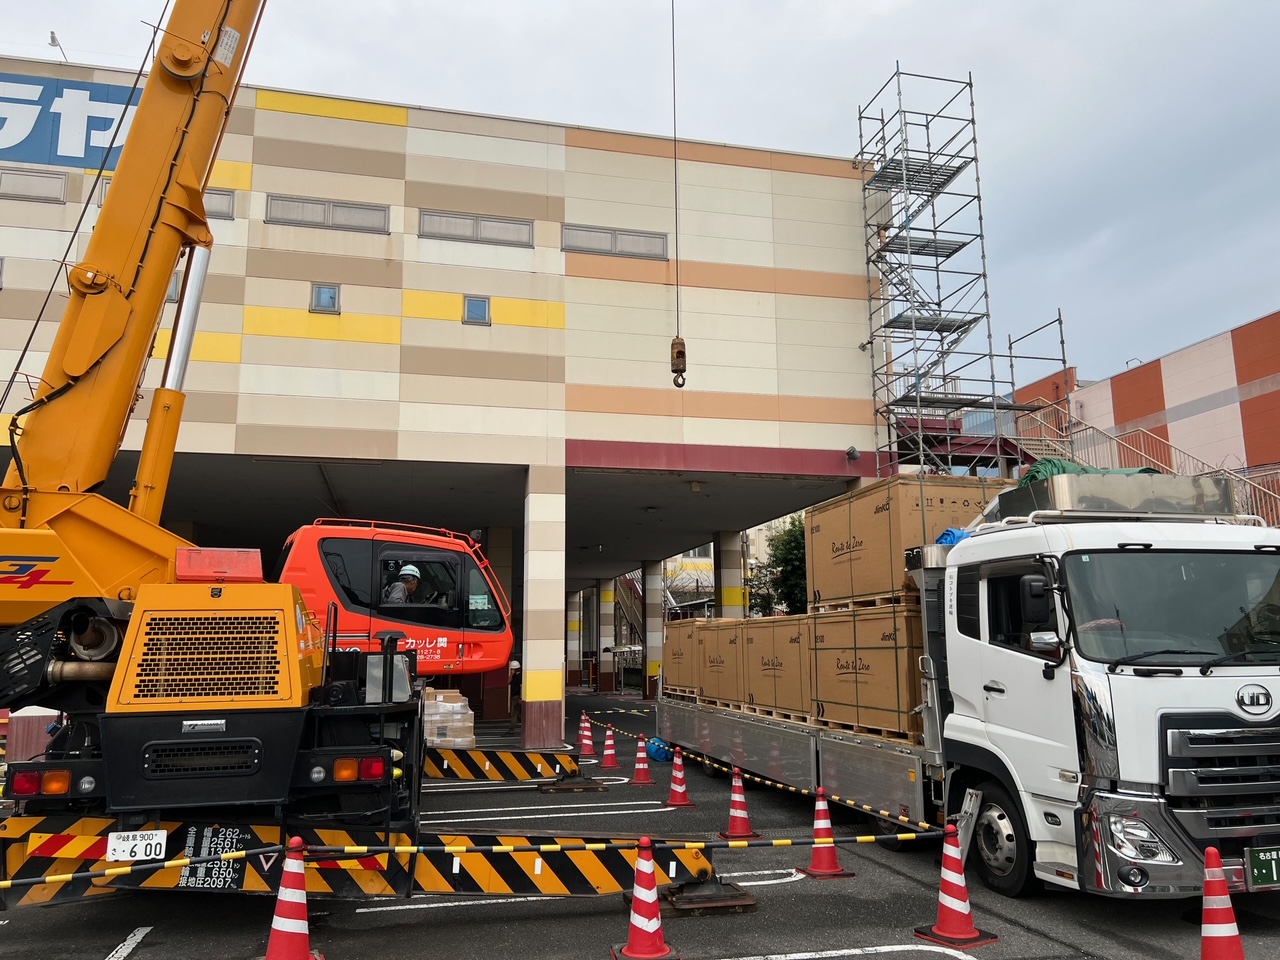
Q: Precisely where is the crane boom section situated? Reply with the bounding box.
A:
[3,0,266,497]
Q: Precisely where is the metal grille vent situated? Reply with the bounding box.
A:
[133,614,282,700]
[143,739,261,779]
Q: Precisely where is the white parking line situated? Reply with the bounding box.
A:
[428,799,665,815]
[357,896,543,914]
[104,927,153,960]
[717,946,971,960]
[421,807,675,825]
[720,869,801,878]
[737,870,806,887]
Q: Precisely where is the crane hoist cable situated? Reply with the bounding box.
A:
[668,0,686,389]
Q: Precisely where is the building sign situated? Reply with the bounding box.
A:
[0,72,140,172]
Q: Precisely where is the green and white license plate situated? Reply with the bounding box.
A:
[1245,844,1280,891]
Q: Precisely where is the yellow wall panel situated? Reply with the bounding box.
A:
[209,160,252,191]
[242,306,400,345]
[403,290,463,321]
[523,668,564,703]
[152,330,242,363]
[255,89,408,127]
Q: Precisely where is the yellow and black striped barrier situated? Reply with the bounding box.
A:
[0,844,282,891]
[422,747,579,782]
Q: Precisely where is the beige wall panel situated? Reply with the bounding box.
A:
[776,317,862,350]
[1,257,68,290]
[399,401,554,437]
[134,389,239,423]
[679,311,778,345]
[772,192,862,226]
[253,108,409,153]
[398,429,551,466]
[202,274,247,307]
[774,243,860,274]
[564,277,674,311]
[253,138,407,181]
[564,171,673,208]
[406,127,562,171]
[779,421,874,450]
[405,155,564,197]
[772,218,861,250]
[236,423,399,460]
[0,200,77,232]
[252,165,405,206]
[680,209,775,244]
[239,363,401,402]
[209,243,248,276]
[248,248,404,289]
[562,198,675,235]
[250,221,405,264]
[683,417,781,448]
[678,159,773,193]
[688,365,781,395]
[241,335,399,373]
[402,262,563,303]
[119,420,145,451]
[400,318,558,356]
[182,360,242,394]
[404,236,539,273]
[333,284,402,316]
[176,420,237,454]
[565,147,672,182]
[1073,380,1114,430]
[775,293,867,322]
[190,303,244,334]
[564,356,674,390]
[565,302,669,335]
[405,181,564,222]
[777,343,863,375]
[1166,405,1247,470]
[226,105,254,136]
[566,411,685,445]
[0,226,73,263]
[400,344,562,382]
[216,132,254,164]
[771,170,863,202]
[533,220,561,248]
[400,373,560,409]
[409,108,561,146]
[243,277,311,309]
[677,234,775,268]
[677,183,774,218]
[565,329,671,364]
[1161,332,1237,406]
[0,301,64,345]
[238,393,397,429]
[778,368,867,400]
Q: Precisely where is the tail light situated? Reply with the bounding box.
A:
[359,757,386,781]
[11,771,41,796]
[9,769,70,797]
[328,756,387,783]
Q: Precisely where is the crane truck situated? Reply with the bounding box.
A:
[661,472,1280,898]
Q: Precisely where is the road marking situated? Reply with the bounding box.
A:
[421,807,675,825]
[717,946,971,960]
[427,799,666,815]
[357,896,544,914]
[737,870,806,887]
[104,927,153,960]
[721,869,801,878]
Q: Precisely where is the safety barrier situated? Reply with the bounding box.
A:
[0,844,283,890]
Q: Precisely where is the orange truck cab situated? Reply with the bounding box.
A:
[275,519,513,677]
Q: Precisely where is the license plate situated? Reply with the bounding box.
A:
[106,829,167,862]
[1245,844,1280,891]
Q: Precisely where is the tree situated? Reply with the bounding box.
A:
[749,514,807,616]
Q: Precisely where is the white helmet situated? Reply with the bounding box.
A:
[510,660,521,670]
[398,564,421,580]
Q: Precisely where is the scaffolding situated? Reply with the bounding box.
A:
[858,68,1062,477]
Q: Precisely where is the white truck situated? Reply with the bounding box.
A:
[659,472,1280,898]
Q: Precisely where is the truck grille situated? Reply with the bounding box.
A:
[1165,720,1280,839]
[143,739,261,779]
[133,614,282,700]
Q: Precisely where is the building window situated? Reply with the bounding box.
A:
[0,167,66,203]
[166,271,182,303]
[266,195,390,234]
[684,543,712,559]
[205,188,235,220]
[0,257,4,291]
[420,210,534,248]
[463,296,490,326]
[562,224,667,260]
[311,283,340,314]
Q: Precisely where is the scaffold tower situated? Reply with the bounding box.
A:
[859,68,1042,477]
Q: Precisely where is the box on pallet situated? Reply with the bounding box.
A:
[698,620,743,703]
[806,475,1000,604]
[422,687,475,747]
[744,616,811,715]
[810,606,923,737]
[660,619,700,691]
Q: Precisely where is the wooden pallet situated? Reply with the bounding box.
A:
[697,697,745,712]
[741,704,809,723]
[811,592,920,613]
[805,715,918,743]
[663,685,697,698]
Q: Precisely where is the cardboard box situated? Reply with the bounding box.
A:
[743,615,811,714]
[805,498,854,606]
[661,619,700,690]
[698,620,744,703]
[809,607,924,736]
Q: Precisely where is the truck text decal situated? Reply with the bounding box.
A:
[0,555,74,589]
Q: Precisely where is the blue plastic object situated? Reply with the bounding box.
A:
[936,527,971,545]
[647,738,674,763]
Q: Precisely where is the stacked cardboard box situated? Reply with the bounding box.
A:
[660,619,701,692]
[698,620,744,703]
[810,606,923,735]
[421,687,475,748]
[805,475,999,605]
[743,615,811,715]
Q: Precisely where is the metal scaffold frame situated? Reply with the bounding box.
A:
[858,68,1062,477]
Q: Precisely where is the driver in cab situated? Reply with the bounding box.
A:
[383,564,420,604]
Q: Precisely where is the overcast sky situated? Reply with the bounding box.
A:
[4,1,1279,383]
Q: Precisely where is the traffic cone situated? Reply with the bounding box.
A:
[1201,846,1246,960]
[914,825,997,949]
[665,747,695,808]
[717,767,762,840]
[799,787,854,879]
[579,712,596,758]
[601,725,620,770]
[611,837,681,960]
[262,837,324,960]
[632,736,654,786]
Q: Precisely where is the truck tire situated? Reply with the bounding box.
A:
[969,781,1039,897]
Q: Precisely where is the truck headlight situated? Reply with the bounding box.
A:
[1105,815,1181,864]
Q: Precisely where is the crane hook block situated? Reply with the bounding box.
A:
[670,336,687,389]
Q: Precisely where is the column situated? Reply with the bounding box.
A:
[713,531,745,619]
[597,578,616,692]
[522,465,566,748]
[483,526,515,720]
[566,591,582,687]
[643,560,663,699]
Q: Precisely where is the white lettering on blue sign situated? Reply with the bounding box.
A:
[0,73,140,171]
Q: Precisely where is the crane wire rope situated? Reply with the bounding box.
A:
[668,0,686,388]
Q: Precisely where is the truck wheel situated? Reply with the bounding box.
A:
[969,781,1038,897]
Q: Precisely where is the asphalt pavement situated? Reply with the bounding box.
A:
[0,690,1278,959]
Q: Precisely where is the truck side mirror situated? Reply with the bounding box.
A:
[1019,573,1052,626]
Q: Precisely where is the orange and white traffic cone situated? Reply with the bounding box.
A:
[611,837,681,960]
[717,767,762,840]
[262,837,324,960]
[799,787,854,879]
[579,712,596,758]
[1201,846,1246,960]
[665,747,695,808]
[632,736,654,786]
[914,825,997,949]
[601,725,620,770]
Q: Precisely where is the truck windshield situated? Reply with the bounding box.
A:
[1064,550,1280,666]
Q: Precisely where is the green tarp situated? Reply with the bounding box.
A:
[1019,457,1162,487]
